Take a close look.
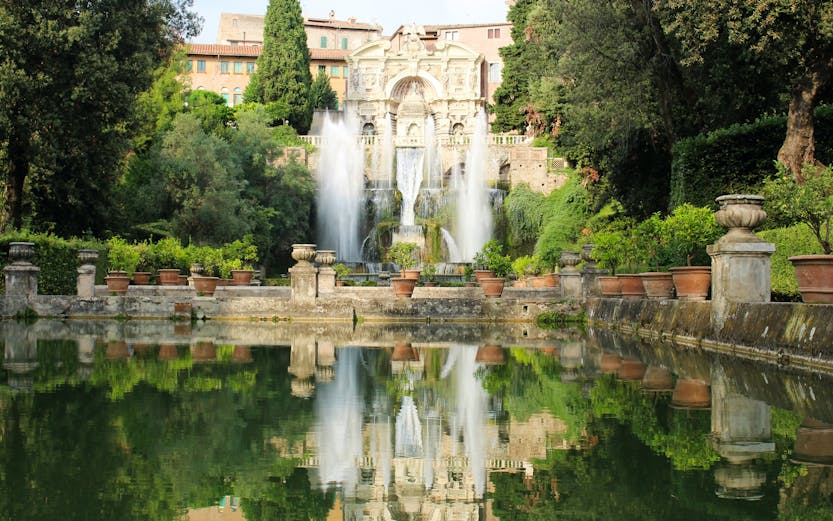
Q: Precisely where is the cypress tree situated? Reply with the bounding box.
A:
[250,0,313,133]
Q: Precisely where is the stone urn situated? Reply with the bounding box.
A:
[560,251,581,271]
[582,243,597,268]
[291,243,317,267]
[77,249,99,267]
[8,242,35,264]
[314,249,336,267]
[714,194,767,244]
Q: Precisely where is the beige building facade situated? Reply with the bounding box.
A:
[185,44,259,106]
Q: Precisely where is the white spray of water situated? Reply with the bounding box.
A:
[315,348,364,494]
[440,227,463,262]
[395,395,423,457]
[424,115,443,189]
[316,112,365,261]
[396,148,425,227]
[381,113,394,188]
[453,109,493,261]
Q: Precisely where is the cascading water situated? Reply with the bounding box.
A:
[381,113,394,188]
[453,109,493,261]
[396,147,425,227]
[317,112,365,261]
[424,115,443,189]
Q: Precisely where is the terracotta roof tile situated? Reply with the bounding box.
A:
[309,48,350,61]
[187,43,261,57]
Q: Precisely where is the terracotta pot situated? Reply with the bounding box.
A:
[530,276,548,288]
[641,366,674,392]
[105,341,129,359]
[158,344,179,360]
[475,344,505,365]
[105,274,130,295]
[392,342,419,361]
[474,269,495,284]
[617,358,647,381]
[133,272,152,285]
[335,280,346,287]
[789,255,833,303]
[671,378,711,409]
[480,277,505,297]
[230,269,254,286]
[599,353,622,374]
[669,266,711,301]
[157,269,180,286]
[193,276,219,296]
[391,277,418,297]
[464,281,477,287]
[618,274,645,298]
[191,341,216,361]
[543,273,559,287]
[598,276,622,297]
[512,280,526,288]
[423,281,438,287]
[232,345,253,363]
[640,272,675,299]
[402,269,421,280]
[793,417,833,465]
[178,274,188,285]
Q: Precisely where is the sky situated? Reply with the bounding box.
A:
[189,0,509,42]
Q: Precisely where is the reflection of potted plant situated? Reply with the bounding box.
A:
[764,166,833,302]
[663,204,722,300]
[333,263,351,286]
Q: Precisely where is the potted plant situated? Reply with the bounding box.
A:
[153,237,185,285]
[105,237,137,295]
[662,204,722,300]
[224,235,259,286]
[590,230,629,297]
[463,264,476,287]
[388,242,420,279]
[511,255,535,287]
[192,245,222,296]
[132,241,153,285]
[333,263,351,286]
[422,263,438,287]
[763,165,833,302]
[473,240,511,297]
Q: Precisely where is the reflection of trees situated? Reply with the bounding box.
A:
[481,347,589,442]
[241,468,334,521]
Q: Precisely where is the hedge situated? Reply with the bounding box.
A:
[757,224,822,301]
[0,231,108,295]
[670,105,833,209]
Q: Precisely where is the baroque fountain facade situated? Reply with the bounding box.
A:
[311,26,539,268]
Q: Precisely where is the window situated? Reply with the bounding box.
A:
[320,36,327,48]
[233,87,242,106]
[233,61,243,73]
[197,60,206,72]
[229,40,238,46]
[488,28,501,39]
[342,65,348,77]
[220,61,229,73]
[221,88,230,106]
[489,62,502,82]
[331,65,339,77]
[341,37,348,50]
[246,62,255,73]
[185,60,193,72]
[318,65,326,74]
[445,30,459,41]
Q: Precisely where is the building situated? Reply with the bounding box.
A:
[183,13,510,108]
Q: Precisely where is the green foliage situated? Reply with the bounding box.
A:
[106,237,140,275]
[0,230,107,295]
[670,106,833,209]
[661,204,722,266]
[333,263,351,279]
[151,237,188,270]
[533,173,591,267]
[422,263,437,281]
[505,184,547,256]
[757,224,820,300]
[133,50,191,151]
[511,255,537,278]
[222,235,259,269]
[308,70,338,111]
[589,230,631,274]
[473,240,512,277]
[248,0,313,133]
[763,165,833,254]
[387,242,420,270]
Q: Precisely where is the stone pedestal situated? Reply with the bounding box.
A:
[315,250,336,294]
[289,244,318,304]
[560,271,581,298]
[581,268,607,300]
[76,249,99,297]
[709,195,775,327]
[4,242,39,297]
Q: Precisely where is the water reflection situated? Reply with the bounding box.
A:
[0,321,833,519]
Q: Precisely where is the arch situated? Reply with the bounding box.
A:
[361,123,376,135]
[385,70,443,99]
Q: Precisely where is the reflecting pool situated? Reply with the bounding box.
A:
[0,320,832,520]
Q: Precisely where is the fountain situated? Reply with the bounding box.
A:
[452,109,493,262]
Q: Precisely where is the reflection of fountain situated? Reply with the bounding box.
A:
[317,112,365,261]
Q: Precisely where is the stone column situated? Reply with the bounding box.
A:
[77,249,99,297]
[580,243,607,300]
[289,244,318,304]
[289,325,316,398]
[559,251,581,298]
[4,242,40,297]
[708,195,775,328]
[315,249,337,294]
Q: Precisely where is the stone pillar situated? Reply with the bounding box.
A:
[4,242,39,297]
[580,243,607,300]
[708,195,775,327]
[559,250,581,298]
[315,249,337,294]
[289,244,318,304]
[77,249,99,297]
[289,325,316,398]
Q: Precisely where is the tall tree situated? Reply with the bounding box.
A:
[0,0,201,233]
[655,0,833,177]
[248,0,313,133]
[308,70,339,111]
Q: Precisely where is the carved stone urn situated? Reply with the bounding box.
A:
[560,251,581,271]
[8,242,35,265]
[77,249,99,268]
[291,244,317,267]
[714,194,767,244]
[315,249,336,268]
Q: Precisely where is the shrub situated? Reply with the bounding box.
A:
[106,237,140,275]
[473,240,512,278]
[757,224,819,301]
[387,242,420,270]
[762,165,833,254]
[534,172,591,267]
[333,263,351,279]
[661,204,722,266]
[511,255,537,278]
[152,237,187,270]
